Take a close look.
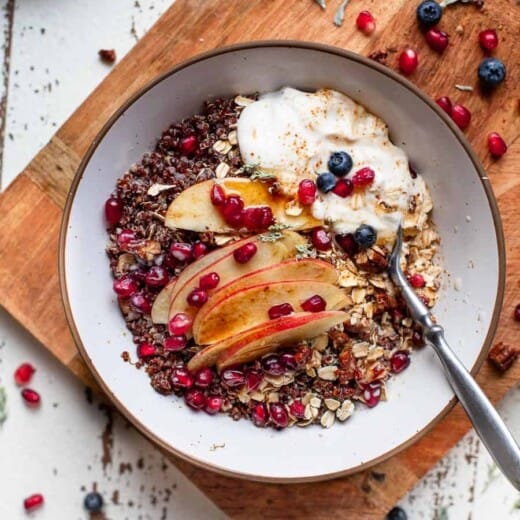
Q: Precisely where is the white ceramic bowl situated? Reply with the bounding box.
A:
[60,42,504,482]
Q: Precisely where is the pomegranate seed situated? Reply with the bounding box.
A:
[363,381,382,408]
[210,183,226,206]
[245,369,263,391]
[332,178,354,198]
[194,367,214,388]
[261,355,285,376]
[451,104,471,130]
[301,294,326,313]
[252,403,269,427]
[356,10,376,35]
[436,96,452,115]
[425,28,449,53]
[289,400,306,419]
[336,233,359,256]
[171,367,194,389]
[192,241,208,259]
[113,275,139,297]
[179,135,198,155]
[399,48,419,75]
[221,369,245,388]
[21,388,41,406]
[163,335,187,351]
[168,312,193,335]
[129,292,152,314]
[137,342,156,358]
[187,288,208,307]
[487,132,507,158]
[351,167,375,187]
[14,363,35,386]
[409,273,425,288]
[242,206,274,232]
[205,396,223,415]
[116,228,136,248]
[280,352,298,370]
[233,242,257,263]
[169,242,193,262]
[24,494,44,511]
[514,304,520,321]
[268,303,294,320]
[145,266,168,287]
[479,29,498,52]
[412,330,424,346]
[391,350,411,373]
[199,272,220,291]
[221,195,245,227]
[105,197,124,227]
[184,388,206,410]
[269,403,289,428]
[298,179,317,206]
[311,227,332,251]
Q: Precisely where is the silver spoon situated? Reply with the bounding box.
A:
[389,225,520,490]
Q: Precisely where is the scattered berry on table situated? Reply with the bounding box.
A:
[298,179,317,205]
[145,266,168,287]
[262,355,285,376]
[478,57,506,88]
[163,335,187,351]
[289,400,306,419]
[194,368,214,388]
[363,381,382,408]
[332,178,354,198]
[354,224,377,248]
[137,343,156,358]
[179,135,198,155]
[24,494,44,512]
[104,197,123,227]
[416,0,442,28]
[450,104,471,130]
[301,294,327,313]
[169,242,193,262]
[187,288,209,307]
[436,96,452,115]
[269,403,289,428]
[199,271,220,291]
[514,304,520,322]
[335,233,359,256]
[245,369,263,391]
[21,388,41,406]
[487,132,507,158]
[399,49,419,76]
[242,206,274,232]
[252,402,269,427]
[168,313,193,335]
[352,167,375,187]
[356,11,376,35]
[210,183,226,206]
[479,29,498,53]
[192,241,208,259]
[184,388,206,410]
[170,368,194,389]
[204,396,223,415]
[221,195,245,227]
[14,363,35,386]
[311,227,333,251]
[390,351,411,373]
[84,491,104,512]
[129,292,152,314]
[328,151,353,176]
[233,242,258,263]
[386,506,408,520]
[409,273,426,288]
[221,369,246,388]
[268,303,294,320]
[425,28,449,53]
[316,172,337,193]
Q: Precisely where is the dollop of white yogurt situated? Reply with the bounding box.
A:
[237,87,432,241]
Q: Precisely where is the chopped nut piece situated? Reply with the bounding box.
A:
[317,366,338,381]
[336,400,355,421]
[310,396,322,409]
[321,410,336,428]
[324,398,341,411]
[234,95,255,106]
[147,183,176,197]
[488,342,519,372]
[227,130,238,145]
[215,162,230,178]
[213,140,232,154]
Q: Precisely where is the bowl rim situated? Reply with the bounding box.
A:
[59,40,506,483]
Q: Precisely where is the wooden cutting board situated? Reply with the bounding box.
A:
[0,0,519,517]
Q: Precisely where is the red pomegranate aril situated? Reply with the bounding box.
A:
[233,242,257,263]
[145,266,168,287]
[269,403,289,428]
[221,369,245,388]
[268,303,294,320]
[262,355,285,376]
[399,48,418,76]
[210,183,226,206]
[425,28,449,53]
[242,206,274,232]
[390,350,411,373]
[14,363,35,386]
[409,273,426,288]
[252,403,269,427]
[451,104,471,130]
[163,335,187,351]
[168,312,193,335]
[199,271,220,291]
[336,233,358,256]
[179,135,198,155]
[289,400,306,419]
[113,275,139,297]
[332,178,354,198]
[171,367,194,389]
[187,288,208,307]
[116,228,136,248]
[488,132,507,158]
[205,396,223,415]
[351,167,375,188]
[24,494,44,512]
[105,197,124,227]
[21,388,41,406]
[301,294,326,313]
[479,29,498,52]
[311,227,332,251]
[184,388,206,410]
[194,367,214,388]
[436,96,452,115]
[169,242,193,262]
[298,179,317,206]
[412,330,424,347]
[356,10,376,35]
[363,381,382,408]
[192,241,208,259]
[514,304,520,322]
[280,352,298,370]
[245,369,263,391]
[137,342,156,358]
[129,292,152,314]
[221,195,245,227]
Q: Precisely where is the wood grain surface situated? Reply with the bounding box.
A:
[0,0,518,518]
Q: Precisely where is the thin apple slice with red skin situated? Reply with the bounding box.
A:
[151,279,176,324]
[186,311,347,372]
[168,231,306,323]
[164,178,321,232]
[193,280,347,345]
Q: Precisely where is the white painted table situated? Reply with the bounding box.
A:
[0,1,518,518]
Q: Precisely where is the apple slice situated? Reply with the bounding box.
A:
[169,231,306,322]
[164,178,320,232]
[193,280,347,344]
[151,279,176,324]
[187,311,347,372]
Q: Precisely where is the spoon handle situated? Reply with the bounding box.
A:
[425,324,520,490]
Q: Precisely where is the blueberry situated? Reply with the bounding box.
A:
[416,0,442,28]
[478,57,506,88]
[84,492,104,512]
[316,172,337,193]
[328,151,353,177]
[386,506,408,520]
[354,224,377,248]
